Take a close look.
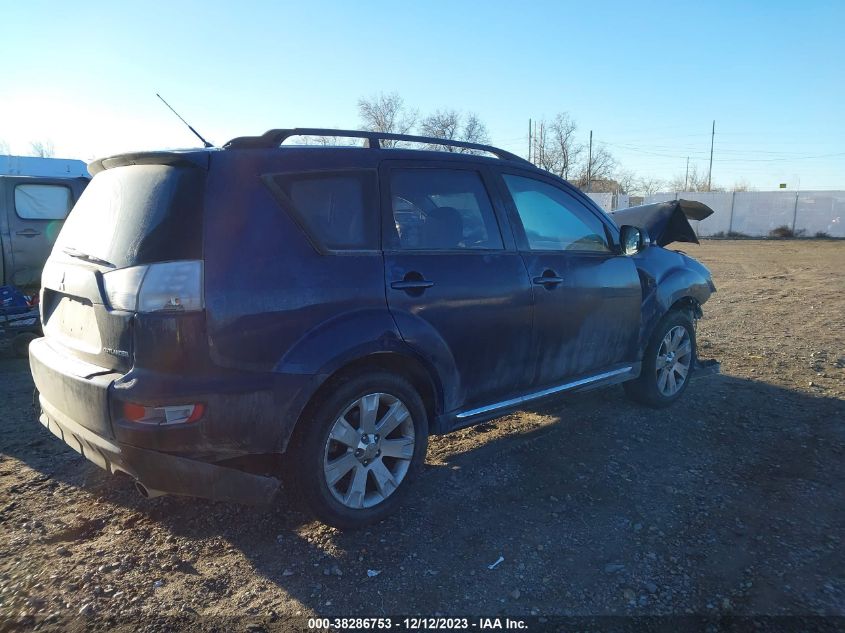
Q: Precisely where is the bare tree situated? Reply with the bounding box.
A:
[529,113,583,180]
[668,164,720,192]
[667,173,687,192]
[636,176,664,196]
[573,145,616,190]
[614,169,638,195]
[288,134,358,147]
[530,120,555,173]
[30,140,55,158]
[419,109,459,147]
[357,92,417,148]
[419,109,490,152]
[548,113,582,179]
[461,112,490,147]
[731,179,754,192]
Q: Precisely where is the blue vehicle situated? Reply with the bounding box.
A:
[29,129,715,528]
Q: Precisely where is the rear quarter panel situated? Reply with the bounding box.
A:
[202,150,402,447]
[202,150,394,371]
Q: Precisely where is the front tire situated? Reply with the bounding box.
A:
[286,371,428,529]
[624,310,696,408]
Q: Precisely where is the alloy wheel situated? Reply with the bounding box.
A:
[322,393,415,509]
[655,325,692,397]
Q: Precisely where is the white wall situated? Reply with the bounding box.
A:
[586,192,613,212]
[0,155,89,178]
[644,190,844,237]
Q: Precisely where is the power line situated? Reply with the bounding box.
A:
[597,140,845,162]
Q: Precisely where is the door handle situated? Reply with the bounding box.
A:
[16,229,41,237]
[391,279,435,290]
[533,275,564,287]
[391,271,435,295]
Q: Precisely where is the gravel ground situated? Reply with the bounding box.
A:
[1,239,843,631]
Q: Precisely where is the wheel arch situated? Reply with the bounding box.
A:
[668,295,703,319]
[637,258,710,356]
[285,350,442,452]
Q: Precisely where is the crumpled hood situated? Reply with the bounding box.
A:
[611,199,714,247]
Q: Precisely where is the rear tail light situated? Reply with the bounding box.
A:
[123,402,205,425]
[102,266,147,311]
[103,260,203,313]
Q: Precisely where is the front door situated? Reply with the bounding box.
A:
[381,162,534,414]
[497,170,642,388]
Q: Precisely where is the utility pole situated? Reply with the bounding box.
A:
[528,119,532,163]
[684,156,690,191]
[707,120,715,191]
[587,130,593,192]
[538,121,544,166]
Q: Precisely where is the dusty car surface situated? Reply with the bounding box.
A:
[28,128,715,528]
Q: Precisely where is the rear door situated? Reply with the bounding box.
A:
[495,169,641,387]
[3,177,84,287]
[381,161,534,414]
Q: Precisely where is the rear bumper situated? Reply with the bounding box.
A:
[30,337,281,504]
[38,401,279,504]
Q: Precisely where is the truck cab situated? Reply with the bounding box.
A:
[0,155,89,289]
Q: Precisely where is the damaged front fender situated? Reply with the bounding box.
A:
[632,245,715,357]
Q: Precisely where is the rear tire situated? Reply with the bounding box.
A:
[624,310,696,408]
[285,371,428,529]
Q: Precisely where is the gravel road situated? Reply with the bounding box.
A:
[1,240,843,631]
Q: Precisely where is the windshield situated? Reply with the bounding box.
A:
[54,164,205,269]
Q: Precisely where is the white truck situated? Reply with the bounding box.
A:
[0,156,89,288]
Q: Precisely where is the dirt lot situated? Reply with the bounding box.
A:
[1,240,843,630]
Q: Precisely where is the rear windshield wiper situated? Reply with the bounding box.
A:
[61,247,115,268]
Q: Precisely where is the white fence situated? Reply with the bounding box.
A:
[638,191,845,238]
[586,192,613,213]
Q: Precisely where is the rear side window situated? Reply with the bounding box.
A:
[503,174,610,252]
[15,184,72,220]
[269,171,377,250]
[389,169,503,250]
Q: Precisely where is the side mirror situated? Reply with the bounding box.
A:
[620,225,650,255]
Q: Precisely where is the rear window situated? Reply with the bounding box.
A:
[54,164,205,268]
[15,184,72,220]
[268,171,378,251]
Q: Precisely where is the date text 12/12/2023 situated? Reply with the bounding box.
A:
[307,617,529,630]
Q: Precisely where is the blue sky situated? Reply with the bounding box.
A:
[1,0,843,189]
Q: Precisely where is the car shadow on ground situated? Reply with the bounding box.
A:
[2,357,844,620]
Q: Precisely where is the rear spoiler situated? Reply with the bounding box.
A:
[611,199,714,247]
[88,150,212,176]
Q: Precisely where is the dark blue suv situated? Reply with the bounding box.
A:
[29,129,715,528]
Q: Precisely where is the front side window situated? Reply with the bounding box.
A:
[503,174,610,252]
[15,184,72,220]
[271,171,377,250]
[390,169,503,250]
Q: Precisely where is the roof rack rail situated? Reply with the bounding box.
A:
[224,128,531,165]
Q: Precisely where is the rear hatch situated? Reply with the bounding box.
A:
[41,155,207,375]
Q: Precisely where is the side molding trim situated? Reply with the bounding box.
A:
[455,366,633,420]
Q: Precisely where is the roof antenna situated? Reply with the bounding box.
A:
[156,93,214,148]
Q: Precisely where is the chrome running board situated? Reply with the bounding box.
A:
[455,366,633,420]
